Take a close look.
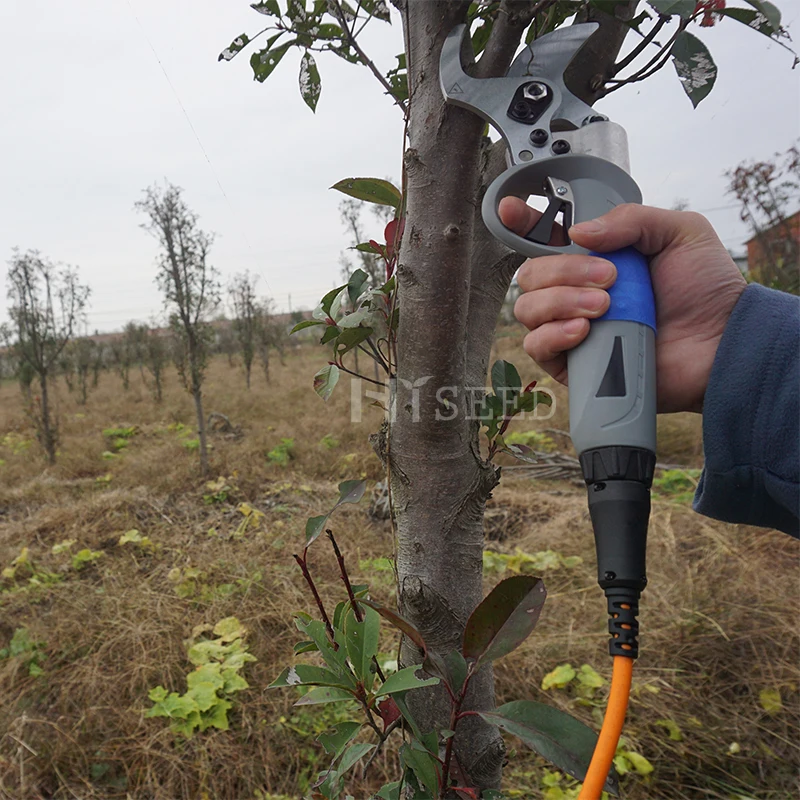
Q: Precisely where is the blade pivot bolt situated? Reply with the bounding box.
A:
[529,128,549,146]
[552,139,571,155]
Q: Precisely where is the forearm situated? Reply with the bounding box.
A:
[694,284,800,537]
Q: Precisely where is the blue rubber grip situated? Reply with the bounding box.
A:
[592,246,656,332]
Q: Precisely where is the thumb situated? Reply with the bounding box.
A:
[568,204,715,256]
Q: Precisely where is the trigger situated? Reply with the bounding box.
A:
[526,178,574,246]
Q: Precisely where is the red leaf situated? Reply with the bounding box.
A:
[384,217,405,259]
[377,697,401,731]
[523,380,538,394]
[453,788,479,800]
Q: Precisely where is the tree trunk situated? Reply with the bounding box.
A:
[389,0,638,790]
[193,385,209,477]
[39,371,56,464]
[245,361,251,390]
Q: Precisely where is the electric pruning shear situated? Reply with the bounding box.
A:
[440,23,657,797]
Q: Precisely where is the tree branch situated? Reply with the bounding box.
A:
[565,0,640,102]
[329,0,408,114]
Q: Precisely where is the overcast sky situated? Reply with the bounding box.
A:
[1,1,798,333]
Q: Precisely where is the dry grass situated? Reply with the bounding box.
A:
[0,336,797,800]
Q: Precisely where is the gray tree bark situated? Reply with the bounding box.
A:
[387,0,638,790]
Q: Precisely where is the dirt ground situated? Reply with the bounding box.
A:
[0,335,798,799]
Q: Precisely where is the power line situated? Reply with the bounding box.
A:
[124,0,276,298]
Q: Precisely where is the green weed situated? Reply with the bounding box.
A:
[267,437,295,466]
[483,548,583,575]
[0,627,46,677]
[653,469,701,504]
[146,616,256,739]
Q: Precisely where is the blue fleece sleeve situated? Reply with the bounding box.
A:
[693,283,799,537]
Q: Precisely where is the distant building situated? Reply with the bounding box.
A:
[744,209,800,291]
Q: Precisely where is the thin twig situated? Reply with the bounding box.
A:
[293,551,335,642]
[336,362,386,387]
[362,717,402,778]
[327,530,386,681]
[329,0,407,114]
[613,14,668,75]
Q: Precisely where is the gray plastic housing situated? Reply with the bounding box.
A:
[482,153,641,257]
[568,319,656,455]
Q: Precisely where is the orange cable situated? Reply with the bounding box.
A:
[577,655,634,800]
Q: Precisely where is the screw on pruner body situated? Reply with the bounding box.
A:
[529,128,549,147]
[552,139,571,155]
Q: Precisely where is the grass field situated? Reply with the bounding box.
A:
[0,331,798,800]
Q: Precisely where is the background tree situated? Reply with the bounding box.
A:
[136,182,220,476]
[73,338,95,405]
[4,249,90,463]
[137,322,169,403]
[224,0,794,791]
[229,271,261,388]
[727,143,800,293]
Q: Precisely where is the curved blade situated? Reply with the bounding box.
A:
[508,22,599,80]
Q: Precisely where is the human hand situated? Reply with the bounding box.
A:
[500,199,747,413]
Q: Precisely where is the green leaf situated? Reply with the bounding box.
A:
[655,718,683,742]
[577,664,605,689]
[647,0,695,15]
[462,575,547,667]
[296,618,347,672]
[344,606,380,689]
[294,685,355,705]
[471,21,492,56]
[331,178,402,210]
[337,479,367,506]
[320,325,340,345]
[320,284,347,315]
[293,639,317,654]
[742,0,781,29]
[759,687,783,714]
[339,741,375,773]
[361,601,428,654]
[375,665,440,697]
[625,751,654,776]
[671,31,717,108]
[479,701,619,795]
[542,663,577,690]
[251,0,281,16]
[305,513,329,545]
[335,326,373,356]
[187,663,225,692]
[213,616,245,641]
[360,0,391,22]
[199,698,232,731]
[400,742,441,798]
[491,360,522,400]
[318,721,362,760]
[443,650,468,693]
[347,268,370,305]
[313,364,340,401]
[269,664,351,689]
[250,41,294,83]
[218,33,250,62]
[291,318,326,333]
[376,781,402,800]
[299,50,321,111]
[221,669,249,693]
[187,681,219,711]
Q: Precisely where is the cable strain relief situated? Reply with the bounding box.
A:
[606,588,641,659]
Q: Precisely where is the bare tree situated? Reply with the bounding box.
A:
[137,322,169,403]
[136,182,220,475]
[108,323,141,390]
[4,250,90,463]
[61,337,96,405]
[229,271,262,389]
[727,144,800,293]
